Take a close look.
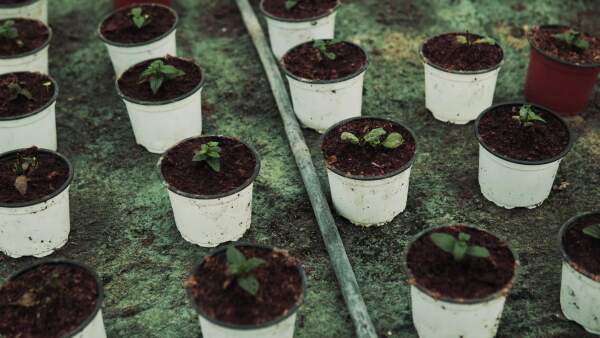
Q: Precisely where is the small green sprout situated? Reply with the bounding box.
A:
[224,245,266,296]
[553,29,589,51]
[285,0,298,10]
[138,60,185,95]
[0,20,18,39]
[129,7,150,29]
[313,40,338,61]
[456,34,496,46]
[341,128,405,149]
[192,141,221,172]
[583,224,600,240]
[7,82,33,102]
[456,35,468,44]
[12,150,39,196]
[430,232,491,262]
[512,104,546,127]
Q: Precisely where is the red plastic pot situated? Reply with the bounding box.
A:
[112,0,172,10]
[524,25,600,117]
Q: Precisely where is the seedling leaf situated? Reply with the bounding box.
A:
[456,35,468,44]
[583,224,600,240]
[129,7,150,29]
[285,0,298,10]
[8,82,33,102]
[192,142,221,172]
[313,40,337,60]
[341,132,360,145]
[0,20,18,39]
[364,128,387,146]
[237,275,259,296]
[225,245,266,296]
[553,29,589,51]
[382,132,404,149]
[513,104,546,127]
[138,60,185,95]
[430,231,491,262]
[430,233,455,253]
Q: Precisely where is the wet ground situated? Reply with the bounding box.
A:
[1,0,600,337]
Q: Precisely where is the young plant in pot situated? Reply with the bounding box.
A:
[420,32,504,124]
[98,3,178,76]
[282,39,369,133]
[0,259,107,338]
[116,56,204,153]
[260,0,340,59]
[0,147,73,258]
[0,0,48,24]
[185,243,306,338]
[320,116,416,226]
[0,72,58,153]
[475,102,574,209]
[0,18,51,75]
[525,25,600,116]
[559,211,600,334]
[405,225,518,338]
[113,0,172,10]
[158,136,261,247]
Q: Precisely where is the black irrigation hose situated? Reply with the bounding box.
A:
[235,1,378,337]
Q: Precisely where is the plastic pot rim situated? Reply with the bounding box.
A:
[320,116,417,181]
[259,0,340,23]
[0,0,40,8]
[97,3,179,48]
[158,135,261,200]
[0,72,58,122]
[2,258,104,338]
[0,147,73,209]
[528,25,600,69]
[474,101,575,166]
[0,19,51,60]
[186,242,307,330]
[558,210,600,282]
[403,224,520,305]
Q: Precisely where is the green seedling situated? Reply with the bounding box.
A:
[583,224,600,240]
[430,232,491,262]
[313,40,338,61]
[553,29,589,50]
[192,141,221,172]
[224,245,266,296]
[341,128,405,149]
[7,82,33,102]
[285,0,298,10]
[12,150,39,196]
[0,20,18,39]
[130,7,150,29]
[512,104,546,127]
[456,34,496,46]
[138,60,185,95]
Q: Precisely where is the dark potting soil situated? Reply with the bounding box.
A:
[0,18,49,57]
[262,0,337,20]
[118,56,202,102]
[0,72,56,118]
[100,4,176,44]
[530,26,600,65]
[407,225,516,300]
[186,246,304,325]
[0,147,70,204]
[0,0,32,4]
[478,105,570,161]
[563,213,600,277]
[283,41,367,81]
[422,32,504,71]
[321,118,416,177]
[0,264,99,338]
[160,137,257,196]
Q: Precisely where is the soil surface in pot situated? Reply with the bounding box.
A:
[407,225,516,299]
[422,32,504,71]
[530,26,600,65]
[262,0,337,20]
[283,40,367,81]
[0,18,49,57]
[0,263,99,338]
[161,136,257,196]
[100,4,176,44]
[186,246,304,325]
[321,118,416,177]
[0,147,70,204]
[118,56,202,102]
[0,0,33,4]
[0,72,56,118]
[563,213,600,277]
[478,104,570,161]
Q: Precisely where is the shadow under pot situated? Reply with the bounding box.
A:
[185,243,306,338]
[0,147,73,258]
[0,259,106,338]
[405,225,518,338]
[320,116,416,226]
[525,25,600,117]
[260,0,340,59]
[0,18,51,75]
[0,0,47,24]
[282,40,369,133]
[113,0,172,10]
[98,3,178,76]
[0,72,58,153]
[116,56,204,154]
[559,211,600,335]
[420,32,504,124]
[158,136,261,247]
[474,102,574,209]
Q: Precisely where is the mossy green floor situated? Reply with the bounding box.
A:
[2,0,600,337]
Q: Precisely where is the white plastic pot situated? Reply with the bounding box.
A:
[0,22,51,75]
[559,212,600,335]
[0,73,58,153]
[475,103,574,209]
[260,1,339,59]
[98,5,178,76]
[420,41,503,124]
[0,0,48,24]
[0,149,72,258]
[158,137,261,247]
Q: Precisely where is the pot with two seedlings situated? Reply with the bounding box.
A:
[0,18,51,75]
[0,0,47,24]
